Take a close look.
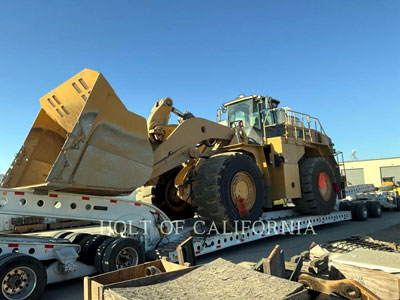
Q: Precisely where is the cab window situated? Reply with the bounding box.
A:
[227,99,262,129]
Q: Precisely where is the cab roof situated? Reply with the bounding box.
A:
[224,95,280,107]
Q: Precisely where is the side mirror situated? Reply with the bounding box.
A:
[217,106,226,122]
[217,109,222,122]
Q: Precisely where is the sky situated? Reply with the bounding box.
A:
[0,0,399,173]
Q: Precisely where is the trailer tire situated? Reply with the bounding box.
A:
[339,201,351,211]
[369,201,382,218]
[102,238,145,272]
[0,253,46,300]
[95,237,119,273]
[0,254,18,263]
[351,202,368,221]
[293,157,336,215]
[75,235,94,258]
[80,235,110,265]
[193,152,266,231]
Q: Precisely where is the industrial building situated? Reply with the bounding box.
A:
[340,157,400,187]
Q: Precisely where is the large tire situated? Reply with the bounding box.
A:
[293,157,336,215]
[369,201,382,218]
[351,202,368,221]
[137,169,194,220]
[80,235,110,265]
[95,237,119,273]
[192,152,266,230]
[101,238,145,272]
[0,254,47,300]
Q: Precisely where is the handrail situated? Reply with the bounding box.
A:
[263,107,328,142]
[335,151,347,181]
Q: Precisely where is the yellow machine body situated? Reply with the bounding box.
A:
[2,69,153,195]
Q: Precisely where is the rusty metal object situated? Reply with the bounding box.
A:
[299,273,380,300]
[144,266,162,276]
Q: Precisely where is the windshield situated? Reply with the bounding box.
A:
[225,97,281,144]
[227,99,262,129]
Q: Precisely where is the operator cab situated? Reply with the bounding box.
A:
[217,95,281,145]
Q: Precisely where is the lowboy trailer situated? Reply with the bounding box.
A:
[0,187,357,300]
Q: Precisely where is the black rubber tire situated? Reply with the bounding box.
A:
[95,237,119,273]
[351,202,368,221]
[0,253,46,300]
[339,201,351,211]
[0,254,18,263]
[67,233,92,245]
[101,238,145,273]
[369,201,382,218]
[192,152,266,230]
[293,157,336,215]
[80,235,110,265]
[73,235,94,257]
[350,202,357,219]
[142,169,195,220]
[52,231,73,239]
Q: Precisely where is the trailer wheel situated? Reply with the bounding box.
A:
[101,238,145,272]
[78,235,95,252]
[339,201,351,211]
[80,235,110,265]
[95,237,119,273]
[351,202,368,221]
[52,231,73,239]
[0,253,46,300]
[369,201,382,218]
[0,254,18,263]
[193,152,266,230]
[293,157,336,215]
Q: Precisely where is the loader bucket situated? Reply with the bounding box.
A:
[1,69,154,195]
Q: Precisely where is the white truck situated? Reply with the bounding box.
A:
[337,184,400,221]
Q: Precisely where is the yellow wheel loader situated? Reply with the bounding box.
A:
[1,69,341,229]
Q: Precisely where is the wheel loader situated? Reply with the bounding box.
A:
[1,69,341,229]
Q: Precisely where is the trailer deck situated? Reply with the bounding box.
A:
[0,187,354,299]
[159,209,351,261]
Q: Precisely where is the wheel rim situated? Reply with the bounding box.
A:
[230,171,256,215]
[2,267,36,300]
[318,172,333,202]
[362,207,368,218]
[115,247,139,269]
[164,180,188,212]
